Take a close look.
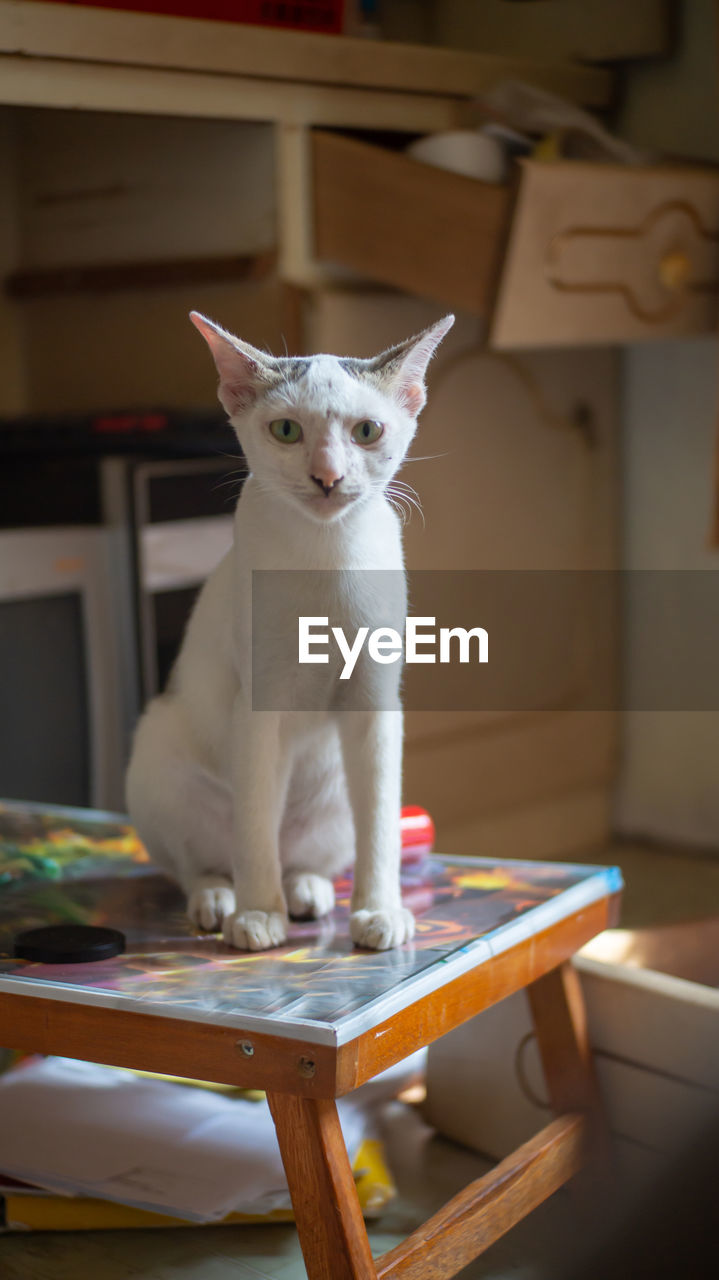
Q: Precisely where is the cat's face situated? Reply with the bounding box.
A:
[191,313,454,524]
[237,355,419,524]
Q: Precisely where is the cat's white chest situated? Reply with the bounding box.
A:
[230,482,404,708]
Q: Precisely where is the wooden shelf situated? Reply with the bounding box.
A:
[5,251,275,299]
[0,0,612,128]
[2,4,713,352]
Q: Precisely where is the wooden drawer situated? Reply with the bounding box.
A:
[308,132,719,345]
[310,129,512,318]
[492,159,719,346]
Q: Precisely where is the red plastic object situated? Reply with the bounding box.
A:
[37,1,345,34]
[400,805,435,863]
[92,413,168,434]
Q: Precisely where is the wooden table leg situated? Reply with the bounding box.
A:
[527,960,603,1124]
[267,1091,378,1280]
[528,958,613,1194]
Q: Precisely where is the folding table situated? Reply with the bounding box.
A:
[0,800,621,1279]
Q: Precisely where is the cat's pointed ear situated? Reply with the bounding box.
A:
[370,314,455,415]
[190,311,276,417]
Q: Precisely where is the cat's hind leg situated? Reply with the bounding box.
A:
[279,726,353,921]
[126,695,235,931]
[187,874,236,932]
[283,871,335,921]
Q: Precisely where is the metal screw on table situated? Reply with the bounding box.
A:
[237,1040,254,1057]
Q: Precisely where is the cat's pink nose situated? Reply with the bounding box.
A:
[310,471,344,497]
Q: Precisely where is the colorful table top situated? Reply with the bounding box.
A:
[0,800,621,1047]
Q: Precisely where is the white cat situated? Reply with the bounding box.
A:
[125,310,454,951]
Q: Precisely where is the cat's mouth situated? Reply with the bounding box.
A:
[304,487,357,520]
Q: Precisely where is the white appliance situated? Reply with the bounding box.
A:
[0,427,240,810]
[0,526,132,809]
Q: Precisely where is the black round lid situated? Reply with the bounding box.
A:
[13,925,126,964]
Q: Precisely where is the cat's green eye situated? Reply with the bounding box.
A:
[269,418,303,444]
[351,419,384,446]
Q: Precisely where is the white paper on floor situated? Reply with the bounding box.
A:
[0,1051,424,1222]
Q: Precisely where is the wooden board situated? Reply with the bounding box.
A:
[336,895,619,1093]
[17,277,287,412]
[492,159,719,347]
[11,111,276,270]
[403,713,617,843]
[375,1114,585,1280]
[577,956,719,1090]
[434,0,671,63]
[0,54,460,132]
[436,787,613,863]
[0,1,613,106]
[0,990,340,1097]
[312,131,512,320]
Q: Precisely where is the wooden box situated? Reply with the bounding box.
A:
[423,953,719,1195]
[310,132,719,346]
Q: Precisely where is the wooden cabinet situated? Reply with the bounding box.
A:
[2,5,712,359]
[0,108,285,414]
[0,5,614,412]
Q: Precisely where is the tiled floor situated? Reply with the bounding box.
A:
[3,837,718,1280]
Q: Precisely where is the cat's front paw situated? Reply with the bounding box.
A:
[350,906,415,951]
[223,909,287,951]
[284,872,335,921]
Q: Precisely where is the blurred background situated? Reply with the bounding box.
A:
[2,0,719,861]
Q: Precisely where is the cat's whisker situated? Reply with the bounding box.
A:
[386,486,416,528]
[212,483,243,503]
[392,479,423,503]
[387,496,409,526]
[212,470,249,500]
[404,451,451,464]
[397,492,423,518]
[387,481,425,529]
[405,500,425,529]
[384,485,404,517]
[214,449,246,462]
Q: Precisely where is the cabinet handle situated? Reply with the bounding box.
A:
[658,248,691,291]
